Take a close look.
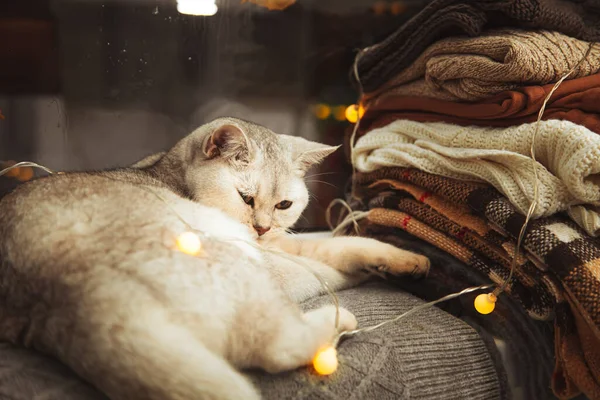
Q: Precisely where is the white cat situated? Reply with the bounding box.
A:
[0,117,429,400]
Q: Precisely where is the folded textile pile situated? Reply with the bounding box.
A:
[359,73,600,135]
[346,168,600,399]
[346,2,600,398]
[363,30,600,103]
[347,216,556,400]
[353,119,600,235]
[354,0,600,92]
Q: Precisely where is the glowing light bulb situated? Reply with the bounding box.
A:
[313,346,338,375]
[474,293,497,314]
[176,232,203,256]
[177,0,218,16]
[344,104,365,123]
[314,104,331,120]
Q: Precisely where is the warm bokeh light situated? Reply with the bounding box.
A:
[314,104,331,120]
[333,106,346,121]
[16,167,34,182]
[344,104,365,123]
[243,0,297,11]
[177,0,218,16]
[2,161,19,178]
[373,1,387,15]
[390,1,407,15]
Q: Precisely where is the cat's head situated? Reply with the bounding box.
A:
[165,117,338,238]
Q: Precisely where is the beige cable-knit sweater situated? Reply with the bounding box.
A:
[366,30,600,103]
[353,120,600,235]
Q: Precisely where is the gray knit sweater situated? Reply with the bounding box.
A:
[0,282,505,399]
[251,282,505,399]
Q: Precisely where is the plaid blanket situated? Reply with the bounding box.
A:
[358,229,556,400]
[351,167,600,399]
[363,190,559,321]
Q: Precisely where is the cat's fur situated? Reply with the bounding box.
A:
[0,117,429,400]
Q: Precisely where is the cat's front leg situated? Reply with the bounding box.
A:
[263,235,430,278]
[261,250,367,303]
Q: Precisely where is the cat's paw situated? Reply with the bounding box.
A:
[337,307,358,332]
[358,239,430,278]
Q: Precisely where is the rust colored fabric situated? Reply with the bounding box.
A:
[365,205,557,320]
[363,227,556,400]
[357,74,600,136]
[352,167,600,399]
[553,299,600,399]
[366,179,530,266]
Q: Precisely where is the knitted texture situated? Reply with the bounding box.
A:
[355,0,600,92]
[0,343,109,400]
[358,73,600,135]
[365,201,557,321]
[356,230,555,400]
[364,30,600,102]
[353,167,600,399]
[0,283,506,400]
[568,205,600,236]
[367,180,535,267]
[251,283,504,399]
[353,119,600,235]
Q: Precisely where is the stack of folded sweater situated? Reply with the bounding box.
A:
[345,1,600,399]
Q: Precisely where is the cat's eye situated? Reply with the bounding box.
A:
[239,191,255,208]
[275,200,293,210]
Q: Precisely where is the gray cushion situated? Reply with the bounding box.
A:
[0,343,108,400]
[0,282,503,399]
[250,282,504,399]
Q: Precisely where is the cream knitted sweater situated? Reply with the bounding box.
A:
[353,120,600,235]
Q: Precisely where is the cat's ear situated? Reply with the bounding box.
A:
[203,123,252,164]
[288,136,339,175]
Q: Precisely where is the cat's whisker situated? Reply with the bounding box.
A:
[282,228,297,236]
[305,172,337,179]
[271,227,290,235]
[298,214,310,224]
[306,180,337,189]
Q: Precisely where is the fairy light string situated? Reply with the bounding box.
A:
[0,163,346,333]
[0,160,485,376]
[1,43,595,375]
[0,160,491,376]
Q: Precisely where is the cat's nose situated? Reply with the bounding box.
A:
[254,225,271,236]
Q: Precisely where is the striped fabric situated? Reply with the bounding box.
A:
[351,167,600,399]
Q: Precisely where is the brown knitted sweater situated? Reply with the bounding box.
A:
[364,30,600,102]
[355,0,600,92]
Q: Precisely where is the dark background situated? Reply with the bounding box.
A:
[0,0,425,230]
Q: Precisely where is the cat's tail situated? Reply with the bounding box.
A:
[69,309,262,400]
